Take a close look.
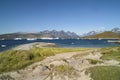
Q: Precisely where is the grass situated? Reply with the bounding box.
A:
[85,47,120,80]
[55,65,70,73]
[87,59,103,64]
[87,66,120,80]
[100,47,120,61]
[54,65,77,76]
[0,47,89,74]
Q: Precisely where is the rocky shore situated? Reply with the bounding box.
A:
[13,42,57,50]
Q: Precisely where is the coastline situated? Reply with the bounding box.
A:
[1,39,120,52]
[12,42,57,50]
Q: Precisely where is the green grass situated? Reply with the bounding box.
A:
[86,47,120,80]
[54,65,77,76]
[0,47,89,74]
[87,59,103,64]
[55,65,71,73]
[87,66,120,80]
[100,47,120,61]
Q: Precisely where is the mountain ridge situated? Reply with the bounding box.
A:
[84,31,120,39]
[0,30,79,39]
[0,27,120,39]
[83,27,120,39]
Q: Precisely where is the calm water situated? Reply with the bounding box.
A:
[0,39,120,52]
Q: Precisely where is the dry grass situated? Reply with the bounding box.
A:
[0,47,89,73]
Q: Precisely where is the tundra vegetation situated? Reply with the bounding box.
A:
[100,47,120,61]
[0,47,89,73]
[1,46,120,80]
[87,47,120,80]
[87,66,120,80]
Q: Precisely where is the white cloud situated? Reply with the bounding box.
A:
[100,27,106,30]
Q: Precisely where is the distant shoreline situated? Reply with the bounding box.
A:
[13,42,57,50]
[0,39,120,52]
[0,38,120,40]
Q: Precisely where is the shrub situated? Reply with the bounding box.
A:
[27,53,34,60]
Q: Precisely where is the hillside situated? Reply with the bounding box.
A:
[84,31,120,39]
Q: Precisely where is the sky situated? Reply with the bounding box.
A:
[0,0,120,35]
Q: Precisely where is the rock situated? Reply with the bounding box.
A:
[0,74,15,80]
[13,42,57,50]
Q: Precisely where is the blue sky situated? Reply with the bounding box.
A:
[0,0,120,35]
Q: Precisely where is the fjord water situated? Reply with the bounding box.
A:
[0,39,120,52]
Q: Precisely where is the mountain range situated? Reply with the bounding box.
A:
[111,27,120,34]
[84,31,120,39]
[0,27,120,39]
[83,27,120,39]
[0,30,79,39]
[82,30,103,36]
[83,27,120,36]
